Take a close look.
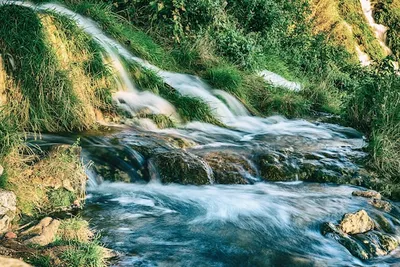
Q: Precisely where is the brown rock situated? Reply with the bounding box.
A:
[339,210,375,235]
[5,232,17,239]
[352,190,381,199]
[24,218,60,246]
[369,199,392,212]
[0,256,31,267]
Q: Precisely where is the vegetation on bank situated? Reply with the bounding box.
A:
[0,0,399,195]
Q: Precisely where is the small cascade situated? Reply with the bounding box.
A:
[360,0,392,56]
[355,45,372,66]
[259,70,302,91]
[213,90,249,116]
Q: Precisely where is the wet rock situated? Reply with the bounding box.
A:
[202,152,255,184]
[255,152,298,181]
[0,256,31,267]
[321,222,370,260]
[322,210,399,260]
[149,151,212,185]
[368,199,392,212]
[5,232,17,240]
[339,210,375,234]
[375,215,396,234]
[353,231,399,258]
[24,217,60,246]
[0,189,17,234]
[352,190,381,199]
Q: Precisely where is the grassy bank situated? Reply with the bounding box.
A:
[0,0,399,201]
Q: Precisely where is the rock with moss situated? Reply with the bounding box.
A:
[322,210,399,260]
[202,151,255,184]
[352,190,382,199]
[149,151,212,185]
[0,189,17,234]
[254,151,299,181]
[368,199,392,212]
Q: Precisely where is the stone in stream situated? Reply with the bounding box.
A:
[149,151,212,185]
[0,189,17,234]
[322,210,399,260]
[254,151,299,181]
[202,152,256,184]
[368,198,392,212]
[339,210,375,234]
[352,190,381,199]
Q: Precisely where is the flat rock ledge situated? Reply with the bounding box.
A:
[322,209,399,260]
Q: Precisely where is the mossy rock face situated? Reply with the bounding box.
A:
[149,151,212,185]
[202,151,256,184]
[254,151,299,181]
[322,210,399,260]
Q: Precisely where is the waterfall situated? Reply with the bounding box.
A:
[1,1,362,140]
[359,0,392,56]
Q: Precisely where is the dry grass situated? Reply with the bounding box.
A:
[3,145,87,217]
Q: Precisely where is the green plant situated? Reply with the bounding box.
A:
[60,240,106,267]
[205,66,243,94]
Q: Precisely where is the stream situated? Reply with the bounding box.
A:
[2,1,400,266]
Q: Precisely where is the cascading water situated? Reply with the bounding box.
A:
[3,1,400,266]
[359,0,392,56]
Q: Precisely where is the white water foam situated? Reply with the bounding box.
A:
[259,70,302,92]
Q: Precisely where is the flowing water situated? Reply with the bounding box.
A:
[3,1,400,266]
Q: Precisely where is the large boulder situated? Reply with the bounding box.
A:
[0,256,31,267]
[149,151,212,185]
[0,189,17,234]
[339,210,375,234]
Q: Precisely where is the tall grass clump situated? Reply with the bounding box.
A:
[0,5,83,132]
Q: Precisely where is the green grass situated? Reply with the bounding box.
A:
[204,66,243,95]
[0,5,82,132]
[48,189,77,209]
[373,0,400,60]
[60,240,106,267]
[26,255,52,267]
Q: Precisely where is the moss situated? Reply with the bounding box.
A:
[48,189,77,209]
